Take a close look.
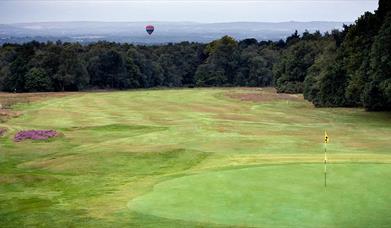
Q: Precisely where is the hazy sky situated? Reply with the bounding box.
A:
[0,0,378,24]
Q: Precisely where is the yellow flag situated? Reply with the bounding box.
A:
[324,131,329,144]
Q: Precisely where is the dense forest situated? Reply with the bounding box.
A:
[0,0,390,111]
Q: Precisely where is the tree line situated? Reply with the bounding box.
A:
[0,37,280,91]
[0,0,390,111]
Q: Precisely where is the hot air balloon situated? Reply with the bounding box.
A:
[146,25,154,35]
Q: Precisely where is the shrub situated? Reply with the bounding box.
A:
[14,130,58,142]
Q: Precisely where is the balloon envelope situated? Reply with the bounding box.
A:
[146,25,154,35]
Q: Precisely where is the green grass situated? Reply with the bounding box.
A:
[1,88,391,227]
[129,164,391,227]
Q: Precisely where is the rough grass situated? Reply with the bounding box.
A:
[0,88,391,227]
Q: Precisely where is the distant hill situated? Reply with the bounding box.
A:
[0,21,351,44]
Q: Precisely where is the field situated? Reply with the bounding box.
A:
[1,88,391,227]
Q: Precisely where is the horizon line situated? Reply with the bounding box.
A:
[2,20,353,25]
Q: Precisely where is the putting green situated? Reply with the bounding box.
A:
[128,164,391,227]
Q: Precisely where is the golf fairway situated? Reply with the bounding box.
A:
[1,88,391,227]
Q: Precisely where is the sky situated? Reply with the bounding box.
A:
[0,0,379,24]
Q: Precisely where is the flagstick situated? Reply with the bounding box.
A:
[324,144,327,188]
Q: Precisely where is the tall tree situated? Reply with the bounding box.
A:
[200,36,239,86]
[24,67,53,92]
[273,40,320,93]
[342,12,382,106]
[364,14,391,110]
